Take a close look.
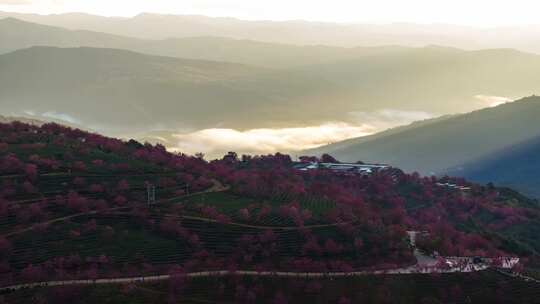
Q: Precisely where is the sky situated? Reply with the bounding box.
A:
[1,0,540,27]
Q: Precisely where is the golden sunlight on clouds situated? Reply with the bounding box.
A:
[129,109,438,159]
[167,123,375,158]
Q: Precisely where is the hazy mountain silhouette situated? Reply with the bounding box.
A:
[4,11,540,53]
[0,46,346,132]
[290,47,540,114]
[0,17,411,68]
[3,43,540,134]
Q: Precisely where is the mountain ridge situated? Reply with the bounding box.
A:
[5,10,540,53]
[306,96,540,177]
[3,44,540,142]
[0,17,418,68]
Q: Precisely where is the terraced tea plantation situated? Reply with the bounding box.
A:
[1,122,540,303]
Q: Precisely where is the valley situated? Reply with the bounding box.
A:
[1,6,540,303]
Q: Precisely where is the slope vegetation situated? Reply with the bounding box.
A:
[308,96,540,175]
[447,136,540,197]
[1,121,539,302]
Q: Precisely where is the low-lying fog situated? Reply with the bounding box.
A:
[134,109,436,159]
[10,95,512,159]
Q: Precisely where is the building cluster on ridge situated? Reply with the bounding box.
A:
[294,161,391,175]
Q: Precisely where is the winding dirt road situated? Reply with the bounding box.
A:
[0,265,512,293]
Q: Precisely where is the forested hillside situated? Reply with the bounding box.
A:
[1,121,539,302]
[446,136,540,198]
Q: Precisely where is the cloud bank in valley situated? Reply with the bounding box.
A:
[15,108,445,159]
[168,122,375,158]
[152,109,437,159]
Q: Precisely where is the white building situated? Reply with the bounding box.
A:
[294,162,390,175]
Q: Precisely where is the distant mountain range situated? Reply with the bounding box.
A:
[4,11,540,54]
[3,17,540,129]
[0,17,409,68]
[0,46,335,132]
[2,41,540,133]
[308,96,540,197]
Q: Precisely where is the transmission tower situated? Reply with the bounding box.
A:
[147,184,156,207]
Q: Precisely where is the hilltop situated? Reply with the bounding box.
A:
[308,96,540,177]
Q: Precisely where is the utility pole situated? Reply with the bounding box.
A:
[147,183,156,207]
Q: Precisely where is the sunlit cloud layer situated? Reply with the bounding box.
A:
[157,109,437,158]
[14,104,516,159]
[168,123,375,158]
[17,108,440,159]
